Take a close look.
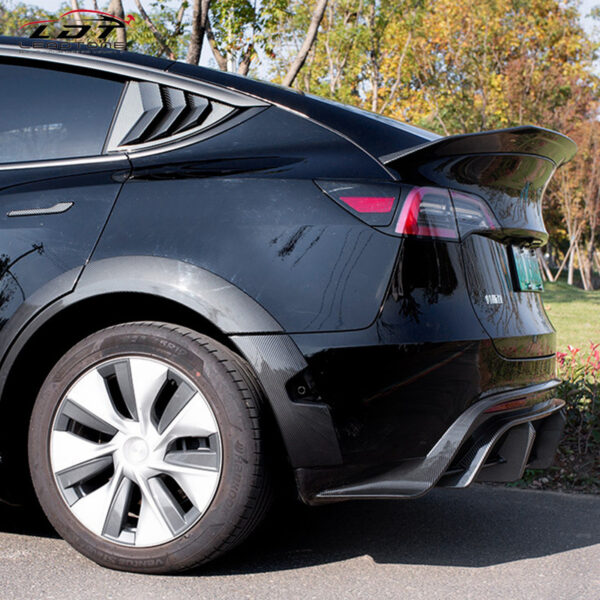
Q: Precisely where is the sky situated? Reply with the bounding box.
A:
[582,0,599,33]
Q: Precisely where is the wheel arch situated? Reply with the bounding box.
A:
[0,257,341,497]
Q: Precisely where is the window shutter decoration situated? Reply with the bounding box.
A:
[106,81,236,151]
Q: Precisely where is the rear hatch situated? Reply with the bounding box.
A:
[381,126,576,359]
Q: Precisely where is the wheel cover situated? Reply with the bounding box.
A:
[49,356,222,548]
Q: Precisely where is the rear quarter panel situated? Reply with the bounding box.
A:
[92,106,400,333]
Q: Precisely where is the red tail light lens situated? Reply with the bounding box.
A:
[316,180,400,226]
[395,187,458,239]
[338,196,395,213]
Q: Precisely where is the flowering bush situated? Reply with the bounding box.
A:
[557,343,600,458]
[520,343,600,492]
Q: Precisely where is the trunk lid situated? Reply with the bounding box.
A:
[382,126,576,359]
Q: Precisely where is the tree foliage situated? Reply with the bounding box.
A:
[206,0,287,72]
[127,1,190,59]
[0,1,51,34]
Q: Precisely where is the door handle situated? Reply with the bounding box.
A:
[7,201,74,217]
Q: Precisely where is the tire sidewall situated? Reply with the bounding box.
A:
[29,324,261,573]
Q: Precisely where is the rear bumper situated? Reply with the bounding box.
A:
[293,325,558,463]
[296,381,564,504]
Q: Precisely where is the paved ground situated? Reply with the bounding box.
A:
[0,486,598,600]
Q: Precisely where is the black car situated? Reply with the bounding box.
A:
[0,37,571,573]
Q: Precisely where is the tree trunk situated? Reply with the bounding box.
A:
[282,0,328,87]
[371,72,378,112]
[594,249,600,273]
[576,243,591,291]
[70,0,83,25]
[134,0,175,58]
[237,45,253,75]
[551,231,580,283]
[205,20,227,71]
[108,0,127,47]
[585,248,595,290]
[186,0,211,65]
[537,248,553,282]
[567,238,575,285]
[586,221,597,290]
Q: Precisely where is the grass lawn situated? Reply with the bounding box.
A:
[513,281,600,495]
[542,281,600,350]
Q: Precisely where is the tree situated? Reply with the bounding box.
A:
[269,0,401,103]
[186,0,210,64]
[550,121,600,289]
[269,0,369,100]
[127,1,190,60]
[108,0,127,47]
[127,0,326,78]
[281,0,327,85]
[204,0,288,74]
[0,1,51,34]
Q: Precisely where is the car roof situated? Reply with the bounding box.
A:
[0,36,439,159]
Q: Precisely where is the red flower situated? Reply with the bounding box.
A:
[556,350,568,368]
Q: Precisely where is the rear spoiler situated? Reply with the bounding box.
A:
[380,125,577,168]
[380,126,577,246]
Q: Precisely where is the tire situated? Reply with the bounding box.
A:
[28,322,271,573]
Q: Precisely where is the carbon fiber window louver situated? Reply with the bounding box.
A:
[105,81,237,151]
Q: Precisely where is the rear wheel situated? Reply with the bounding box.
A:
[28,322,271,573]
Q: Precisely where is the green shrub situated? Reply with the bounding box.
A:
[517,343,600,493]
[557,344,600,457]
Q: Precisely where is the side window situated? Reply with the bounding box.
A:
[0,63,124,164]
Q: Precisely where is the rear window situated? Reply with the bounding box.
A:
[0,63,123,163]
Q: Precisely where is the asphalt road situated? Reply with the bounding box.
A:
[0,486,598,600]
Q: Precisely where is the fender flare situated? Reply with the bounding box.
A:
[0,256,342,468]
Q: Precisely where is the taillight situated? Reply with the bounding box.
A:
[316,180,498,240]
[315,180,400,226]
[395,187,458,239]
[390,187,498,240]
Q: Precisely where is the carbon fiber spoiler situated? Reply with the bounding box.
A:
[380,126,576,246]
[380,125,577,168]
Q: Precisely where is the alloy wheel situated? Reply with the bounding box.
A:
[49,356,222,547]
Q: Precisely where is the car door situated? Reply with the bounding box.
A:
[0,59,129,340]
